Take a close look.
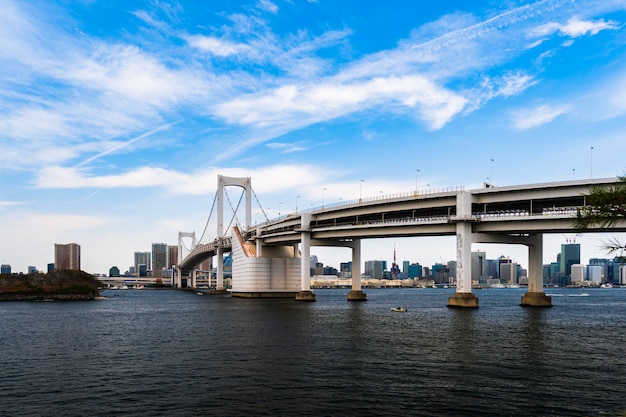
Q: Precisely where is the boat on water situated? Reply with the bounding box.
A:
[601,283,613,288]
[391,307,407,312]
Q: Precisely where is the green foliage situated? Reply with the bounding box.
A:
[575,176,626,254]
[0,270,101,296]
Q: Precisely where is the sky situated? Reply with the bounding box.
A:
[1,0,626,275]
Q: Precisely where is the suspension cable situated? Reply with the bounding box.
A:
[198,192,218,243]
[252,186,270,222]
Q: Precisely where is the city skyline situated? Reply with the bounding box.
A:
[1,1,625,274]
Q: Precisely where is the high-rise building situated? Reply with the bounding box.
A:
[134,252,151,274]
[54,243,81,271]
[408,263,422,278]
[364,260,384,279]
[1,264,11,274]
[152,243,168,276]
[471,251,486,280]
[560,243,580,279]
[168,245,179,268]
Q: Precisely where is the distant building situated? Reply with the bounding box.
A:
[168,245,179,268]
[27,266,37,274]
[571,264,585,283]
[408,263,422,278]
[109,266,121,277]
[1,264,10,274]
[47,263,55,273]
[152,243,168,276]
[471,251,486,280]
[339,262,352,278]
[134,252,151,275]
[364,260,384,279]
[587,265,602,284]
[560,243,580,280]
[499,258,517,284]
[54,243,81,271]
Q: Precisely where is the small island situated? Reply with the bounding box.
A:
[0,270,101,301]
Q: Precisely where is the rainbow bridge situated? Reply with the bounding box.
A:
[176,175,626,307]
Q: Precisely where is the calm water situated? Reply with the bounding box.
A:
[0,288,625,416]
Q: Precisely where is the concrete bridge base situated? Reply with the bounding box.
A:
[347,290,367,301]
[447,292,479,308]
[295,290,316,301]
[520,292,552,307]
[231,291,298,298]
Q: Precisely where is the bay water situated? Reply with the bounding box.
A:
[1,288,625,416]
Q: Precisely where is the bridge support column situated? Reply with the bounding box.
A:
[347,239,366,301]
[448,192,478,308]
[210,247,228,295]
[296,214,315,301]
[521,233,552,307]
[191,269,197,289]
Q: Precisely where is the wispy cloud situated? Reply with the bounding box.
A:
[532,18,619,38]
[511,104,569,130]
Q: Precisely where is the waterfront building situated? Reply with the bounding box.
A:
[408,263,422,278]
[134,252,151,275]
[471,251,486,280]
[54,243,81,271]
[402,260,410,275]
[560,242,580,281]
[152,243,168,276]
[339,262,352,278]
[365,260,384,279]
[431,263,450,285]
[168,245,179,269]
[486,259,498,279]
[500,261,518,284]
[1,264,10,274]
[109,266,121,277]
[571,264,585,284]
[587,265,603,284]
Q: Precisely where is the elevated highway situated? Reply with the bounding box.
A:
[178,176,625,306]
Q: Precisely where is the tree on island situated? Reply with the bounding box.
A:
[575,175,626,255]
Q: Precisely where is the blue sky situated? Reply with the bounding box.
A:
[1,0,625,274]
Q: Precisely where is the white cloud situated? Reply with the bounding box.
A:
[257,0,279,14]
[215,75,467,130]
[511,104,569,130]
[186,34,251,56]
[533,18,619,38]
[266,141,310,153]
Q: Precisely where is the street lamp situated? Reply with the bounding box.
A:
[590,146,594,178]
[296,195,300,213]
[572,168,576,179]
[490,158,494,185]
[360,179,364,201]
[415,169,420,193]
[279,202,283,216]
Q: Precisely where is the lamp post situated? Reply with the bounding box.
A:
[490,158,494,185]
[279,202,283,216]
[572,168,576,180]
[590,146,594,178]
[296,195,300,213]
[415,169,420,193]
[360,179,364,201]
[322,188,327,208]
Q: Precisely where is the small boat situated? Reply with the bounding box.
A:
[390,307,407,312]
[196,291,204,295]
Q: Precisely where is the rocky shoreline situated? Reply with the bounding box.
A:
[0,270,101,301]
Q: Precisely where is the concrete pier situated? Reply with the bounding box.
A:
[295,290,316,301]
[347,290,367,301]
[447,292,479,308]
[520,292,552,307]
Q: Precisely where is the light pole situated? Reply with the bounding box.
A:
[360,179,364,201]
[590,146,594,178]
[490,158,494,185]
[279,202,283,216]
[322,188,327,208]
[296,195,300,213]
[572,168,576,179]
[415,169,420,193]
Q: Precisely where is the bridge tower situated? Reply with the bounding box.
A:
[175,231,197,288]
[216,175,252,293]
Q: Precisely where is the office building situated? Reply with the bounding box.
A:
[134,252,151,274]
[168,245,179,268]
[364,260,384,279]
[152,243,168,275]
[560,242,580,279]
[54,243,81,271]
[1,264,10,274]
[471,251,486,280]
